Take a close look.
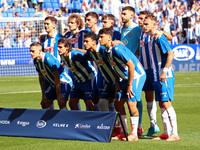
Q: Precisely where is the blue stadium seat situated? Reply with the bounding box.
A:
[45,3,52,9]
[6,8,13,13]
[45,0,51,3]
[29,12,35,17]
[28,8,35,13]
[7,13,13,17]
[52,3,59,9]
[22,13,29,17]
[2,12,8,17]
[14,8,21,13]
[51,0,59,3]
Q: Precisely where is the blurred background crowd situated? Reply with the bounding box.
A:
[0,0,200,48]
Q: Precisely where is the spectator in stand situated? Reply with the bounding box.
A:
[12,7,26,29]
[71,0,81,13]
[171,30,179,45]
[81,0,89,15]
[102,0,110,15]
[32,0,37,10]
[23,33,31,47]
[3,35,11,48]
[13,0,21,8]
[27,0,33,8]
[195,19,200,44]
[37,0,43,11]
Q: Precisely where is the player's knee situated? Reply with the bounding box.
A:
[41,100,53,109]
[85,100,95,111]
[57,101,66,109]
[99,99,109,111]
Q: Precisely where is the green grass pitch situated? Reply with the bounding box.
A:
[0,72,200,150]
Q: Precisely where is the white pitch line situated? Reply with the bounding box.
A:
[0,91,40,95]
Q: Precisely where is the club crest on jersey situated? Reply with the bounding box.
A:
[69,67,77,72]
[96,59,104,66]
[110,60,116,67]
[53,39,56,44]
[128,32,131,37]
[140,40,145,47]
[41,69,48,75]
[45,46,54,53]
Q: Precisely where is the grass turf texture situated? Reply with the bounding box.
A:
[0,72,199,150]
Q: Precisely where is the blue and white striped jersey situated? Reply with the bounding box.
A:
[86,45,115,84]
[121,23,141,54]
[140,31,152,70]
[150,34,174,81]
[105,44,145,80]
[40,32,63,62]
[34,52,72,86]
[64,29,89,49]
[61,49,96,83]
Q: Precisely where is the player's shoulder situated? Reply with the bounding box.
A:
[39,34,47,42]
[56,33,63,38]
[79,29,89,34]
[64,31,71,37]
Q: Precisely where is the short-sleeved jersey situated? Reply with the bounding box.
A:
[121,22,141,54]
[34,52,72,86]
[64,29,89,49]
[61,49,96,83]
[150,35,174,82]
[40,32,63,62]
[140,31,152,70]
[105,44,145,80]
[86,45,115,84]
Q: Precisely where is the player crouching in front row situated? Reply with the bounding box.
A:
[30,42,72,110]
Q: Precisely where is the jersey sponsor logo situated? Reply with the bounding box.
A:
[44,46,54,53]
[36,120,46,128]
[41,69,48,75]
[150,49,153,55]
[140,40,145,47]
[70,38,79,44]
[173,45,195,61]
[95,59,104,66]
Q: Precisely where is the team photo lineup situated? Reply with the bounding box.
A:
[30,6,180,142]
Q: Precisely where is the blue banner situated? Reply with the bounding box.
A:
[171,44,200,61]
[0,48,33,65]
[0,108,117,142]
[171,44,200,71]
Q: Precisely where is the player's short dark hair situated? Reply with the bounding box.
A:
[84,32,98,44]
[140,10,152,16]
[30,41,42,47]
[99,28,113,39]
[85,11,99,20]
[68,13,84,30]
[122,6,135,13]
[45,16,57,24]
[58,37,72,52]
[102,14,116,24]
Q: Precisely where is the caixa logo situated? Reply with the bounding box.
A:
[36,120,46,128]
[173,46,195,61]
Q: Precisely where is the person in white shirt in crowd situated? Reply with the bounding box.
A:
[171,30,179,45]
[195,19,200,44]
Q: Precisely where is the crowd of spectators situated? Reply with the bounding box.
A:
[0,0,200,48]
